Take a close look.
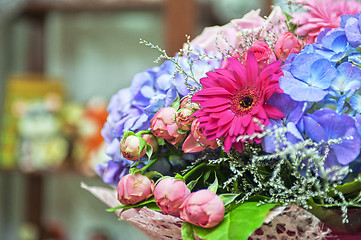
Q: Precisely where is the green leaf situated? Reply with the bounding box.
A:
[333,177,361,196]
[181,222,195,240]
[219,194,239,206]
[129,167,141,175]
[283,10,293,21]
[107,197,162,212]
[203,170,212,184]
[207,173,218,193]
[144,171,162,179]
[170,93,180,110]
[122,131,135,142]
[106,205,124,212]
[145,145,153,159]
[178,128,188,134]
[174,173,186,181]
[138,138,147,156]
[282,10,297,33]
[187,174,203,191]
[307,198,345,228]
[193,202,276,240]
[156,137,165,146]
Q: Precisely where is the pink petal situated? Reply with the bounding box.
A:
[201,98,231,108]
[182,134,205,153]
[246,121,255,135]
[234,117,245,136]
[228,118,238,136]
[224,135,233,152]
[167,123,179,136]
[264,104,285,119]
[195,87,232,96]
[224,58,248,87]
[233,141,244,153]
[255,106,268,120]
[202,104,230,113]
[216,124,229,138]
[245,51,259,85]
[218,112,235,126]
[241,115,252,127]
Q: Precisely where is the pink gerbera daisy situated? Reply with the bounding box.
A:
[192,52,285,153]
[293,0,361,43]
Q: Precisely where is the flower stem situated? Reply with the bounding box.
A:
[183,162,207,180]
[140,153,168,174]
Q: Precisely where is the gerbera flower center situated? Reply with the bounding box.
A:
[231,88,260,116]
[239,96,254,109]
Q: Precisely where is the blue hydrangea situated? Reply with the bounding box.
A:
[270,13,361,173]
[279,52,337,102]
[340,13,361,48]
[302,109,360,169]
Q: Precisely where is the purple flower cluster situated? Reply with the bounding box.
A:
[98,52,221,184]
[264,13,361,172]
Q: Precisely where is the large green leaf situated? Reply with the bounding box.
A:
[193,202,276,240]
[182,222,196,240]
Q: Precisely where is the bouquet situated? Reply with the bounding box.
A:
[88,0,361,239]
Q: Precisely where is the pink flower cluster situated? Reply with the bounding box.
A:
[190,6,288,57]
[292,0,361,43]
[117,174,225,228]
[150,98,219,153]
[118,8,305,157]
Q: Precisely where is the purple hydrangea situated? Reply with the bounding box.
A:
[340,13,361,48]
[268,13,361,174]
[302,109,360,169]
[280,13,361,113]
[262,93,305,153]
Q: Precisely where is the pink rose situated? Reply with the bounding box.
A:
[274,32,302,61]
[182,119,218,153]
[150,107,186,146]
[153,177,190,217]
[241,41,276,72]
[175,108,194,131]
[190,7,287,56]
[179,189,225,228]
[180,97,200,110]
[142,133,158,154]
[117,174,154,205]
[120,135,146,161]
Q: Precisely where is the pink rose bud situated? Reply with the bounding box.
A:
[241,41,276,72]
[142,133,158,154]
[179,189,225,228]
[117,173,154,205]
[150,107,186,146]
[180,97,200,110]
[182,119,218,153]
[274,32,302,61]
[175,108,194,131]
[120,135,146,161]
[153,177,190,216]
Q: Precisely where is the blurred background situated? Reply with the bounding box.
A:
[0,0,276,239]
